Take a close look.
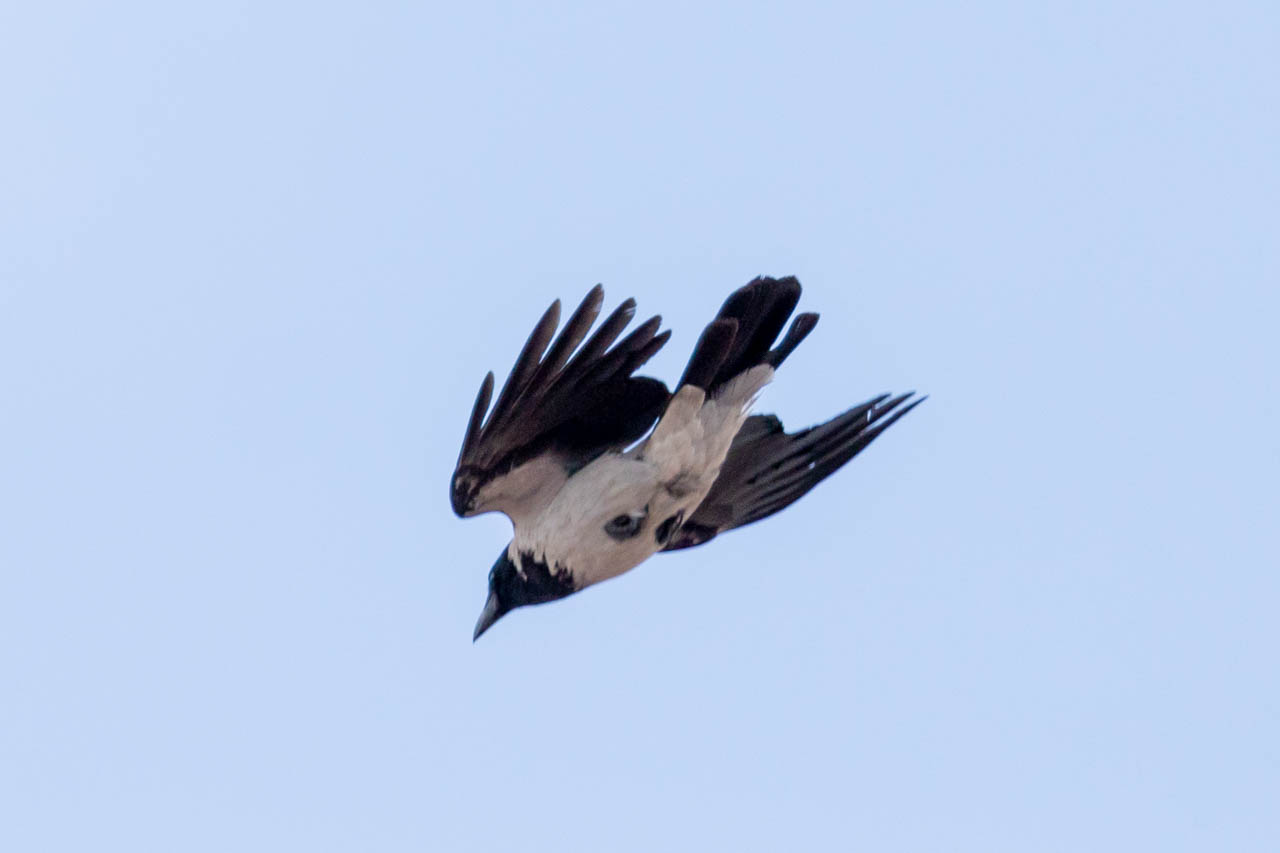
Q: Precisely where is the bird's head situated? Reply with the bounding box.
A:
[472,492,691,640]
[472,547,576,640]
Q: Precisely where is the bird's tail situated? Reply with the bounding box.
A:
[677,276,818,394]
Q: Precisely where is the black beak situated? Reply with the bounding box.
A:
[473,589,502,641]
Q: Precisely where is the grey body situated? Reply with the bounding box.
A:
[451,277,922,639]
[514,367,770,589]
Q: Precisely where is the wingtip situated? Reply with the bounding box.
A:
[575,284,605,320]
[863,391,926,438]
[577,286,604,317]
[897,393,927,415]
[536,298,563,340]
[893,391,928,408]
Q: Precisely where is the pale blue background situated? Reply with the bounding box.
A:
[2,2,1277,850]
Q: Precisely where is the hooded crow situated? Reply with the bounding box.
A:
[453,276,923,640]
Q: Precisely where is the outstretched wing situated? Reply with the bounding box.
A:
[452,285,671,525]
[662,392,925,550]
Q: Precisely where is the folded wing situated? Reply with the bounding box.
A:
[452,285,671,525]
[662,392,925,550]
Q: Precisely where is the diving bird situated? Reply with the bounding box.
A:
[453,276,922,640]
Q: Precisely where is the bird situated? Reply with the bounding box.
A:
[452,276,923,640]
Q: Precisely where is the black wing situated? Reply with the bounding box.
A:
[663,393,925,550]
[452,285,671,521]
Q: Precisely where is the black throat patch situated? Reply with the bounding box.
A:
[505,550,576,608]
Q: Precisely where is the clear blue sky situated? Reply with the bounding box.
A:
[2,2,1276,850]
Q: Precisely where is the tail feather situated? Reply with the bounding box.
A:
[677,276,817,392]
[677,319,738,390]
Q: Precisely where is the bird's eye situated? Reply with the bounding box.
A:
[604,510,646,540]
